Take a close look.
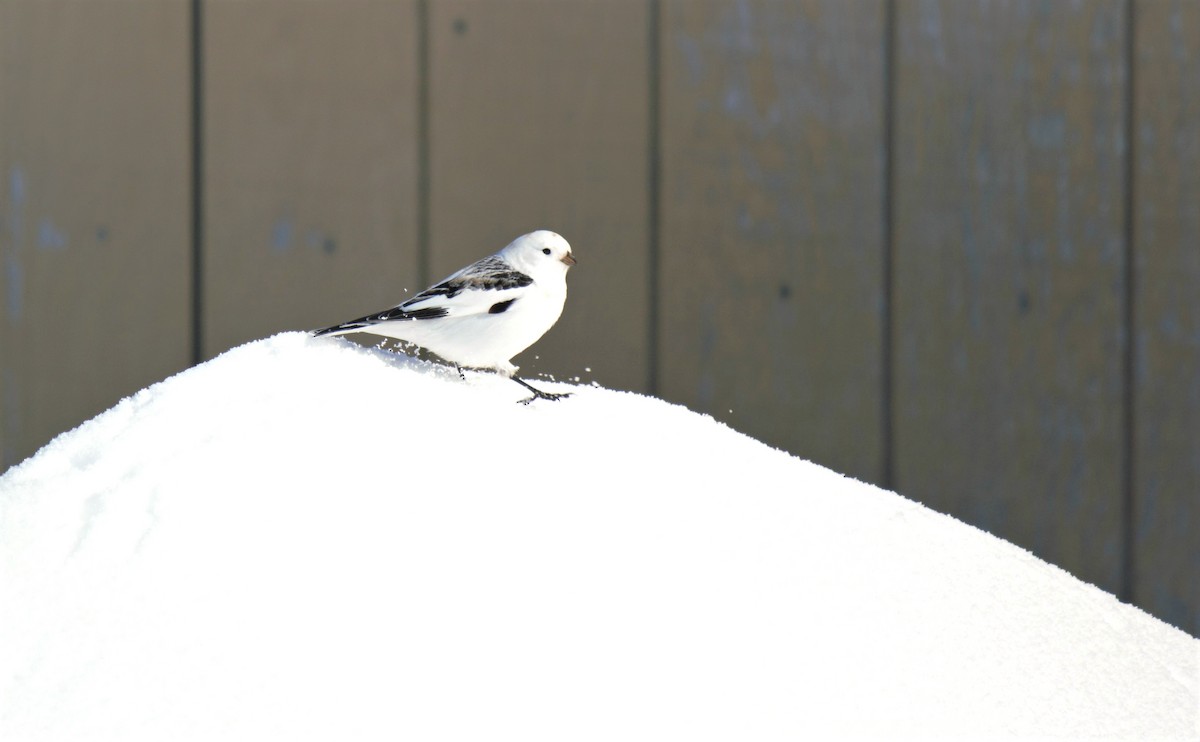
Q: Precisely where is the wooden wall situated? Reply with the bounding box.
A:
[894,0,1130,600]
[0,0,192,470]
[661,1,887,484]
[1,0,1196,636]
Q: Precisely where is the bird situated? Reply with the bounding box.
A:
[312,230,577,404]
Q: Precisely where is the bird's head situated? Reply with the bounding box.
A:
[501,230,576,281]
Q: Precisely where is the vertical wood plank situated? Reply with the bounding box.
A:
[659,0,886,482]
[0,0,191,468]
[204,0,419,358]
[1134,0,1199,635]
[428,0,650,392]
[893,0,1127,592]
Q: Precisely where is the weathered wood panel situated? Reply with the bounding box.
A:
[893,0,1128,592]
[203,0,419,358]
[659,0,886,482]
[0,0,191,469]
[1133,0,1199,635]
[428,0,650,392]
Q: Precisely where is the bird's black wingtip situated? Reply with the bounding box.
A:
[311,325,349,338]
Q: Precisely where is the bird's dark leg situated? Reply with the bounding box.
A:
[511,376,571,405]
[454,363,467,381]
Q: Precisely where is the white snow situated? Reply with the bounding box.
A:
[1,332,1197,740]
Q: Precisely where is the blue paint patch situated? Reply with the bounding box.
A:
[37,219,68,251]
[9,167,26,207]
[918,0,946,66]
[1027,114,1066,150]
[1,366,18,470]
[1171,6,1190,60]
[270,218,293,253]
[1159,312,1182,340]
[1089,5,1119,49]
[723,85,746,117]
[697,371,716,411]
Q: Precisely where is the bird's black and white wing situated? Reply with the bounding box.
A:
[311,255,533,337]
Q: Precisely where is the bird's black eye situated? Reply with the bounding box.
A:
[542,248,551,255]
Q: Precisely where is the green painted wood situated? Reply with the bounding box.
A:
[893,0,1128,593]
[428,0,651,392]
[659,0,886,482]
[0,0,191,469]
[203,0,420,358]
[1133,0,1200,635]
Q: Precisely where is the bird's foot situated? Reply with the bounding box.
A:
[518,389,572,405]
[512,377,572,405]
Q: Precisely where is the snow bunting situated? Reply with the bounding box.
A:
[313,230,577,403]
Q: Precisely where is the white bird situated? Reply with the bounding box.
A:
[313,230,577,403]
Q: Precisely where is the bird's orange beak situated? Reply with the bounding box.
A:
[561,252,577,266]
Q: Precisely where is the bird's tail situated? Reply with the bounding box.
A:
[311,321,369,338]
[311,305,447,338]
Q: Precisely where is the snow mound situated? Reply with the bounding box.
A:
[1,332,1197,740]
